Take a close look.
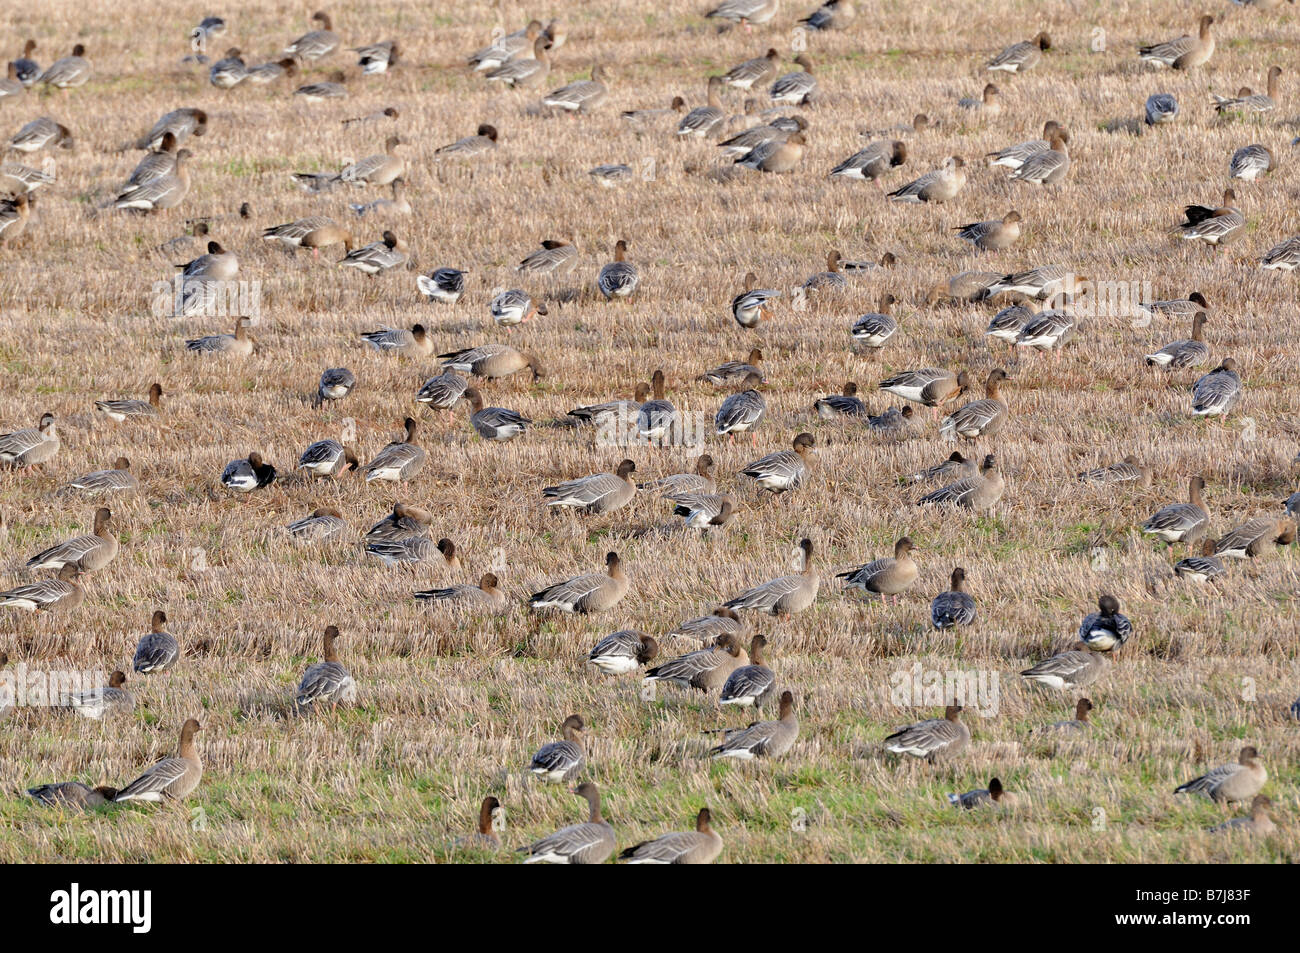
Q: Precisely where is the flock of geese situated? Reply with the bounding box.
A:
[3,2,1298,860]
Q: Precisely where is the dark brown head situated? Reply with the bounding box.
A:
[778,691,795,717]
[1238,745,1258,764]
[1075,697,1094,720]
[944,704,963,720]
[615,459,636,479]
[113,457,131,471]
[894,537,915,558]
[477,124,498,141]
[108,670,127,689]
[1098,594,1120,616]
[151,610,167,631]
[793,432,815,453]
[479,572,500,591]
[478,795,500,834]
[950,567,967,591]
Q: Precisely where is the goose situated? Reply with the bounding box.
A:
[719,635,775,708]
[589,164,633,187]
[177,240,238,281]
[715,376,766,441]
[1021,642,1109,690]
[621,95,688,126]
[801,0,855,28]
[364,503,433,544]
[986,264,1071,300]
[0,194,31,246]
[468,20,543,71]
[986,121,1064,169]
[1179,189,1244,244]
[1191,359,1241,416]
[829,140,907,189]
[1260,235,1300,270]
[1229,144,1275,181]
[341,231,407,274]
[838,537,920,603]
[587,630,659,675]
[463,387,530,441]
[297,440,359,478]
[294,71,349,101]
[1077,455,1152,486]
[769,55,816,105]
[721,48,781,90]
[485,35,551,88]
[669,607,749,643]
[517,782,615,864]
[245,58,297,83]
[707,0,781,24]
[1009,132,1069,185]
[136,108,208,149]
[735,132,806,173]
[0,564,83,611]
[678,77,726,137]
[867,405,913,433]
[440,344,544,381]
[1078,595,1132,651]
[220,452,276,491]
[297,224,355,257]
[286,11,340,61]
[287,507,348,543]
[702,349,765,387]
[1139,14,1215,69]
[668,492,735,533]
[931,568,977,629]
[1039,697,1094,733]
[954,211,1021,251]
[1286,490,1300,520]
[1146,312,1210,368]
[815,382,866,419]
[517,239,579,274]
[65,458,138,495]
[27,508,118,573]
[8,117,74,153]
[12,40,40,86]
[64,671,133,720]
[939,369,1009,440]
[644,633,749,693]
[740,433,815,498]
[544,459,638,513]
[1141,476,1210,544]
[363,418,426,482]
[435,124,499,159]
[543,63,611,113]
[1145,92,1180,125]
[1213,67,1281,114]
[1174,539,1227,582]
[723,537,819,617]
[530,552,629,614]
[718,115,807,157]
[851,295,899,349]
[352,40,400,75]
[315,367,356,407]
[636,454,716,495]
[124,133,179,187]
[803,250,848,292]
[949,778,1018,809]
[115,149,192,211]
[39,44,91,88]
[0,412,58,467]
[621,808,724,864]
[878,368,968,420]
[598,240,639,300]
[26,782,119,809]
[905,451,978,485]
[490,289,547,329]
[1149,290,1210,317]
[362,323,432,356]
[959,83,1002,113]
[0,162,54,194]
[341,105,400,128]
[113,719,202,803]
[1175,746,1266,803]
[710,690,799,759]
[94,383,162,422]
[339,137,405,187]
[209,48,248,88]
[463,796,502,850]
[569,383,652,430]
[418,267,468,302]
[414,573,508,611]
[636,369,679,442]
[416,370,469,414]
[884,706,969,760]
[1210,796,1275,835]
[888,156,966,203]
[988,31,1050,72]
[529,715,586,782]
[291,171,344,195]
[1213,517,1296,558]
[296,626,356,708]
[1015,303,1076,356]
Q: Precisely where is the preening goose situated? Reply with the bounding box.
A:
[1077,595,1132,651]
[588,630,659,675]
[463,387,531,442]
[221,452,276,491]
[288,508,348,543]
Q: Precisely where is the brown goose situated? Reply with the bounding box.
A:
[643,632,748,693]
[838,537,919,603]
[621,808,724,864]
[939,369,1009,440]
[723,538,818,618]
[517,782,615,864]
[27,508,118,573]
[543,460,637,514]
[884,705,970,760]
[1175,746,1266,803]
[114,719,203,803]
[710,691,799,760]
[879,369,969,420]
[530,552,629,614]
